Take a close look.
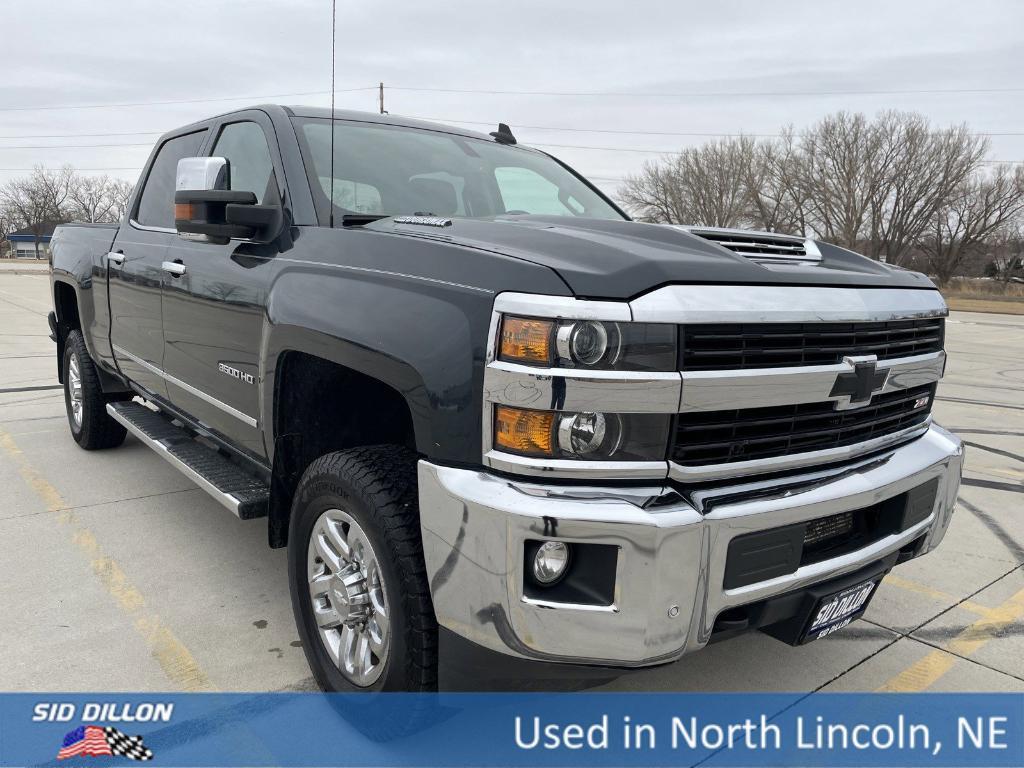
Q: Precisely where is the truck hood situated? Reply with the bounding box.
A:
[374,215,936,299]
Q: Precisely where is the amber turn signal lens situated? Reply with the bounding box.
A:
[494,406,556,457]
[174,202,194,221]
[499,317,554,365]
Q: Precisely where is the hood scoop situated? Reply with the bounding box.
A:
[678,226,822,264]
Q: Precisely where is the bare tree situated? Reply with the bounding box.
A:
[0,165,74,257]
[620,138,753,227]
[0,202,15,257]
[107,179,135,222]
[67,174,119,223]
[796,112,889,249]
[742,129,808,234]
[617,110,1007,287]
[865,113,987,265]
[681,138,752,227]
[918,165,1024,286]
[988,220,1024,285]
[620,160,691,223]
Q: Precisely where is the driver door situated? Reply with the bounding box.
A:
[160,113,285,458]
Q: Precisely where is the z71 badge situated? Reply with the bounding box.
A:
[218,363,255,385]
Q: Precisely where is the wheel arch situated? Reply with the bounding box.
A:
[259,261,498,547]
[52,278,81,383]
[264,336,423,548]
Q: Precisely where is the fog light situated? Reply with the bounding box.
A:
[532,541,571,585]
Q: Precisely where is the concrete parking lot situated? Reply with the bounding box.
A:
[1,270,1021,693]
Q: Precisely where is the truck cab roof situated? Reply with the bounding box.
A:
[159,104,501,147]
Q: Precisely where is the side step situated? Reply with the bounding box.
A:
[107,401,269,520]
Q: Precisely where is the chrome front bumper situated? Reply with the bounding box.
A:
[418,424,964,667]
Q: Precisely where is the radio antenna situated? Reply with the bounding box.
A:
[328,0,337,227]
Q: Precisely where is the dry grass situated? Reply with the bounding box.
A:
[944,297,1024,315]
[942,277,1024,297]
[939,277,1024,314]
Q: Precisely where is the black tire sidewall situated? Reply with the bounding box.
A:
[288,470,414,692]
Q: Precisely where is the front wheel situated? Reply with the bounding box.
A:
[287,445,438,692]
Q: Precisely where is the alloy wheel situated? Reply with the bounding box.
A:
[68,352,83,429]
[307,508,390,686]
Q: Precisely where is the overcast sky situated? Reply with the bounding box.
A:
[3,0,1022,196]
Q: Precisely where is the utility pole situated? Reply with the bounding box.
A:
[378,82,387,115]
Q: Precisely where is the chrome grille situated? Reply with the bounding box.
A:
[680,319,944,371]
[672,384,935,467]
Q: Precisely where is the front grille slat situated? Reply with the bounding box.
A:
[672,384,935,466]
[681,319,944,371]
[679,406,925,446]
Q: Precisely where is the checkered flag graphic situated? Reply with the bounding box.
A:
[104,727,154,761]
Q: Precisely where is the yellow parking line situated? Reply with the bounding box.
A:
[878,584,1024,692]
[979,467,1024,481]
[0,429,214,691]
[882,574,999,618]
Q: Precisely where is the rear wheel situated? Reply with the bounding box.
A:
[288,445,438,692]
[62,330,126,450]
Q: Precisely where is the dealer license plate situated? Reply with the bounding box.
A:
[803,579,877,642]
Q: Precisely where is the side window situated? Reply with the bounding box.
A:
[136,130,207,228]
[494,166,584,216]
[212,121,276,204]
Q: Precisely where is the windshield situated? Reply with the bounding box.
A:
[293,118,625,222]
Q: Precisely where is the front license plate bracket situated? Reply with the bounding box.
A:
[760,552,897,645]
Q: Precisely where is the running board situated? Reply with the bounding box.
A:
[107,401,269,520]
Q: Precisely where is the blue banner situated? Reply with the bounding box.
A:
[1,693,1021,767]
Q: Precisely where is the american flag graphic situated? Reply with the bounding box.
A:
[57,725,154,761]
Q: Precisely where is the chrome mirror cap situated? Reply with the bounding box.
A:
[176,156,229,192]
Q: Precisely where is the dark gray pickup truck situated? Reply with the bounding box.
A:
[48,105,964,691]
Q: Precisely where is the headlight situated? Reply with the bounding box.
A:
[557,320,612,366]
[557,412,620,456]
[494,405,670,461]
[499,315,676,371]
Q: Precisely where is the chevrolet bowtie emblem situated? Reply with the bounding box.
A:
[829,356,889,409]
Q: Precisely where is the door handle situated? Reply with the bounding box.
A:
[106,251,125,266]
[161,261,187,277]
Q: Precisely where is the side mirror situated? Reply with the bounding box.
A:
[174,157,279,243]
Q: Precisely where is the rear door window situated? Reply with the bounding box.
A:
[135,130,207,228]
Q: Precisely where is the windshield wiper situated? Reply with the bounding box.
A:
[340,214,390,227]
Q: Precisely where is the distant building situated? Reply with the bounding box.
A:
[6,221,62,259]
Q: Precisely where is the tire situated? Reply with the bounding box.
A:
[288,445,438,692]
[63,330,127,450]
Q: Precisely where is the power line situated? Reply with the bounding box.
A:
[0,136,1019,165]
[2,119,1023,143]
[3,121,1022,143]
[523,141,1024,163]
[2,114,1015,145]
[391,85,1024,98]
[0,131,164,140]
[0,167,141,172]
[0,143,152,150]
[0,86,376,113]
[405,115,1024,139]
[1,82,1018,114]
